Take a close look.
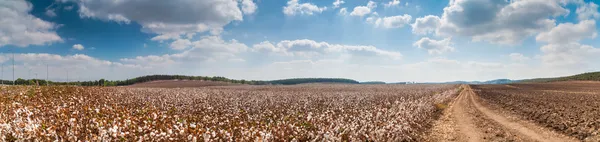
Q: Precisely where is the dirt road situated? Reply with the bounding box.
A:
[428,85,578,142]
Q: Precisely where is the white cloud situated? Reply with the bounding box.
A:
[384,0,401,7]
[283,0,327,16]
[254,39,402,60]
[70,0,243,36]
[45,9,57,17]
[432,0,570,45]
[536,20,597,44]
[540,43,600,69]
[413,37,454,55]
[576,2,600,21]
[411,15,441,35]
[350,1,377,17]
[0,52,560,83]
[150,33,181,42]
[509,53,529,62]
[367,1,377,9]
[72,44,84,50]
[333,0,345,8]
[350,6,371,17]
[339,8,348,15]
[0,53,144,81]
[252,41,289,55]
[124,36,249,66]
[241,0,257,15]
[169,39,192,50]
[536,20,600,70]
[372,14,412,29]
[120,55,176,67]
[0,0,62,47]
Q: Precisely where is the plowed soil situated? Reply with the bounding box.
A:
[473,82,600,141]
[428,85,578,142]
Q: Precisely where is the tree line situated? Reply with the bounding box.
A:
[0,75,362,86]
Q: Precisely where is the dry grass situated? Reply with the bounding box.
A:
[0,84,458,141]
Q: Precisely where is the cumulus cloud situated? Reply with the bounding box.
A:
[339,8,348,15]
[241,0,257,15]
[413,38,454,55]
[536,20,597,44]
[536,20,600,69]
[384,0,401,7]
[150,33,181,42]
[123,36,249,66]
[350,7,371,17]
[540,42,600,68]
[0,0,62,47]
[169,39,192,50]
[411,15,441,35]
[576,2,600,21]
[45,9,57,17]
[0,53,145,81]
[333,0,345,8]
[72,44,84,50]
[509,53,529,62]
[69,0,244,37]
[419,0,571,45]
[371,14,412,29]
[253,39,402,60]
[283,0,327,16]
[350,1,377,17]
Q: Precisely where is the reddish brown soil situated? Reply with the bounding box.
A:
[127,80,239,88]
[427,85,576,142]
[473,82,600,141]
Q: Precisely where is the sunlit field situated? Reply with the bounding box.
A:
[0,84,458,141]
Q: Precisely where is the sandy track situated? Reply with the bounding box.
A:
[428,85,578,142]
[452,86,483,141]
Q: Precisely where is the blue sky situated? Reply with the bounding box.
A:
[0,0,599,82]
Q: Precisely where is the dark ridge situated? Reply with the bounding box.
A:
[268,78,360,85]
[520,72,600,83]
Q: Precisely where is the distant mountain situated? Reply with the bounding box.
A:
[520,72,600,83]
[483,79,516,84]
[428,79,518,84]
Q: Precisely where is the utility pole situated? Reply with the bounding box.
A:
[46,64,49,86]
[12,53,15,85]
[1,63,3,85]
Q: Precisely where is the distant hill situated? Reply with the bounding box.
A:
[430,79,518,84]
[482,79,515,84]
[360,81,386,84]
[268,78,360,85]
[520,72,600,83]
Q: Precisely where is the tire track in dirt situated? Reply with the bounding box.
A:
[452,86,482,142]
[465,85,578,142]
[429,85,578,142]
[427,85,483,142]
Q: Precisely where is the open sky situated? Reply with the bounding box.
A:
[0,0,599,82]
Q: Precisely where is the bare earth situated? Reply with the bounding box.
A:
[428,85,579,142]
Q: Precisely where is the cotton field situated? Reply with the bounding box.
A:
[0,84,458,141]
